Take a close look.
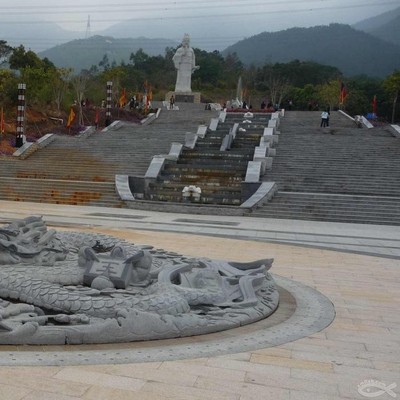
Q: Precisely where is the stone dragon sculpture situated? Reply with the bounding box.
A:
[0,216,279,344]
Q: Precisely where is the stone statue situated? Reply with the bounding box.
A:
[231,76,243,109]
[173,33,199,93]
[0,216,279,344]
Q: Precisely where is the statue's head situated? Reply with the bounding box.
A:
[182,33,190,47]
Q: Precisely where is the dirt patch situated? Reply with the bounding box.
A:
[43,190,103,205]
[0,106,149,155]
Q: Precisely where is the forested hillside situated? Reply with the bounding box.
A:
[353,6,400,47]
[222,24,400,77]
[39,35,178,72]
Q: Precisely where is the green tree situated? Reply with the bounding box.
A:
[20,67,53,106]
[0,70,18,106]
[273,60,341,87]
[9,45,46,70]
[71,72,90,125]
[255,64,290,106]
[342,88,370,116]
[0,40,13,66]
[102,66,128,105]
[316,79,342,111]
[129,49,149,68]
[50,68,73,112]
[98,54,110,71]
[289,84,318,110]
[383,70,400,123]
[192,50,224,88]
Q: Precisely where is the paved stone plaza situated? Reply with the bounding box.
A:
[0,200,398,400]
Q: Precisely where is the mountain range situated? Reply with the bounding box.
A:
[353,6,400,47]
[1,6,399,77]
[39,36,179,72]
[222,23,400,77]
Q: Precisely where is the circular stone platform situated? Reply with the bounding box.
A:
[0,275,335,366]
[0,216,335,365]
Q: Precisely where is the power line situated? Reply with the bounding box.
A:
[0,0,397,18]
[0,0,337,11]
[0,0,392,12]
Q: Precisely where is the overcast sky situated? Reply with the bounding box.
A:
[0,0,398,50]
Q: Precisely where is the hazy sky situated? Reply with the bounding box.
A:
[0,0,398,50]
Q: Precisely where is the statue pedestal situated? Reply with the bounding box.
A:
[166,91,201,104]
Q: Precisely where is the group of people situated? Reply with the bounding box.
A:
[320,106,331,127]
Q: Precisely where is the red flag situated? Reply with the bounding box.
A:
[339,82,347,104]
[144,82,150,112]
[119,88,126,108]
[0,107,4,134]
[372,95,377,115]
[66,107,76,129]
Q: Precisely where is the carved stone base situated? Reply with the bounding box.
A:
[0,217,279,345]
[165,91,201,104]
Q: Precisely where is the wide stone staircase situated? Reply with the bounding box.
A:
[146,113,270,205]
[3,105,400,225]
[0,103,215,207]
[249,111,400,225]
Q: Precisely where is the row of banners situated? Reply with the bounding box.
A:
[0,82,379,134]
[66,83,153,129]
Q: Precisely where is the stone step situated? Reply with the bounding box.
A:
[225,116,271,123]
[272,184,400,195]
[230,144,259,150]
[267,172,400,179]
[147,192,242,205]
[261,201,400,213]
[0,189,122,207]
[159,173,244,183]
[163,164,247,174]
[0,176,116,188]
[271,154,400,160]
[249,211,400,225]
[236,131,264,136]
[176,159,250,167]
[250,111,400,224]
[149,181,242,192]
[254,200,400,213]
[233,140,262,146]
[180,152,253,160]
[0,178,122,207]
[273,192,400,204]
[194,142,224,148]
[271,179,400,187]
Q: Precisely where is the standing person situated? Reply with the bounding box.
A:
[326,106,331,126]
[320,110,329,127]
[169,95,175,110]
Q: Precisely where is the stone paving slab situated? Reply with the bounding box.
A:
[0,201,399,399]
[0,201,399,259]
